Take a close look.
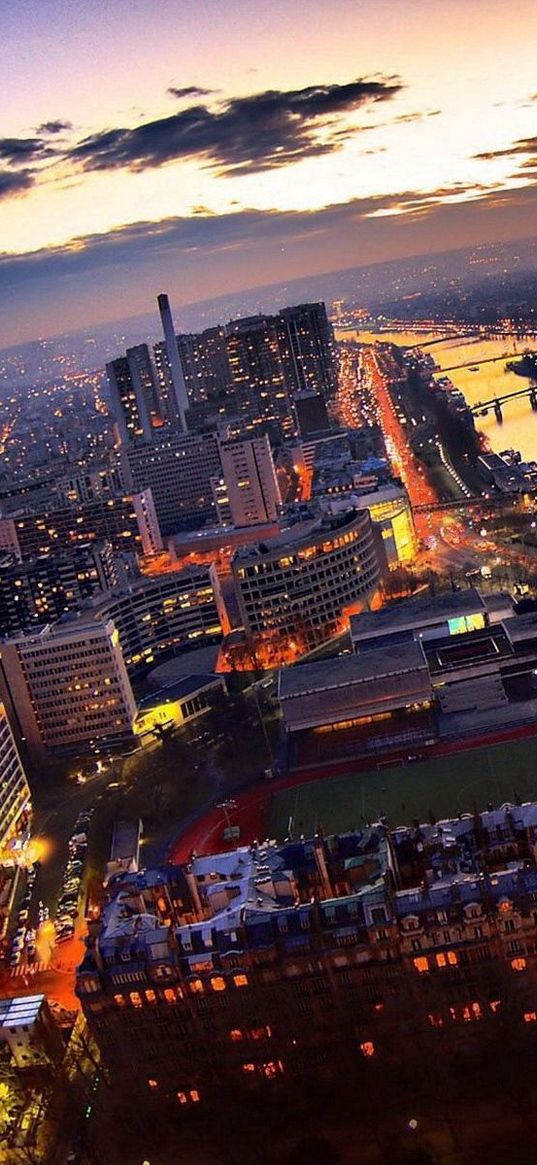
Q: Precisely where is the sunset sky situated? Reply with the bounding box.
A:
[2,0,537,344]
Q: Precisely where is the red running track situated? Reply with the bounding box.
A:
[168,718,537,863]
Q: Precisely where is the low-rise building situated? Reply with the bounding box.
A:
[76,802,537,1104]
[133,674,226,742]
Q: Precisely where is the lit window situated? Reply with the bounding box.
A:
[130,992,143,1008]
[177,1092,188,1105]
[164,988,176,1004]
[490,1000,501,1013]
[211,976,226,992]
[499,900,511,913]
[230,1029,243,1041]
[436,953,447,968]
[145,990,156,1004]
[234,973,248,988]
[190,1090,200,1103]
[360,1041,375,1058]
[511,958,527,972]
[524,1012,537,1023]
[428,1013,443,1027]
[447,951,458,966]
[242,1062,256,1073]
[413,957,429,974]
[190,979,204,994]
[471,1002,482,1019]
[251,1027,269,1040]
[114,994,126,1008]
[262,1061,282,1078]
[148,1079,158,1090]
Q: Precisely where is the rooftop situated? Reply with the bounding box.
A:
[278,640,429,699]
[136,674,220,711]
[350,587,512,642]
[0,994,45,1029]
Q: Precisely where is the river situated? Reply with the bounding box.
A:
[336,328,537,463]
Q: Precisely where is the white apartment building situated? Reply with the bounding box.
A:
[0,701,31,861]
[0,620,137,760]
[218,434,282,527]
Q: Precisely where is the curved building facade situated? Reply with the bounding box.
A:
[232,508,383,643]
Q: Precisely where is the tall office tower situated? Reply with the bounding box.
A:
[218,434,282,527]
[278,302,338,400]
[121,433,223,536]
[176,326,232,403]
[106,356,153,446]
[125,344,163,429]
[225,316,296,440]
[0,620,137,761]
[157,293,189,431]
[0,701,31,861]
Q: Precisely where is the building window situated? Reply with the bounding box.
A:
[230,1029,243,1041]
[524,1012,537,1023]
[511,958,527,972]
[190,979,204,995]
[130,992,143,1008]
[234,973,248,988]
[148,1079,158,1090]
[413,957,429,974]
[211,976,226,992]
[242,1062,256,1074]
[360,1041,375,1058]
[114,994,126,1008]
[145,990,156,1004]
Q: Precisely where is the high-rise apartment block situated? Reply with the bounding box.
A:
[0,619,137,760]
[176,327,231,403]
[0,490,162,560]
[79,566,222,675]
[231,508,383,643]
[218,434,282,527]
[278,302,337,399]
[0,542,120,637]
[121,433,223,535]
[0,701,31,861]
[225,315,296,440]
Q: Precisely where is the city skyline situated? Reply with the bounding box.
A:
[2,0,537,345]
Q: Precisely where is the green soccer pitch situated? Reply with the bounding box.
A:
[268,736,537,840]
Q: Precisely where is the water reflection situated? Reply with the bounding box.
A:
[338,329,537,462]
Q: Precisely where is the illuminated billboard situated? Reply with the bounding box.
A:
[447,612,485,636]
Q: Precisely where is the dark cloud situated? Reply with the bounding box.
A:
[474,136,537,162]
[3,178,537,346]
[68,77,403,177]
[0,136,53,165]
[0,169,34,199]
[167,86,215,99]
[36,120,73,135]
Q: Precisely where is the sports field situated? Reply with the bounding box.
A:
[268,737,537,840]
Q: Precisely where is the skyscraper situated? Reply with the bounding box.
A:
[157,294,189,430]
[218,434,282,527]
[225,315,296,440]
[125,344,163,429]
[278,302,337,399]
[176,326,231,403]
[106,356,153,445]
